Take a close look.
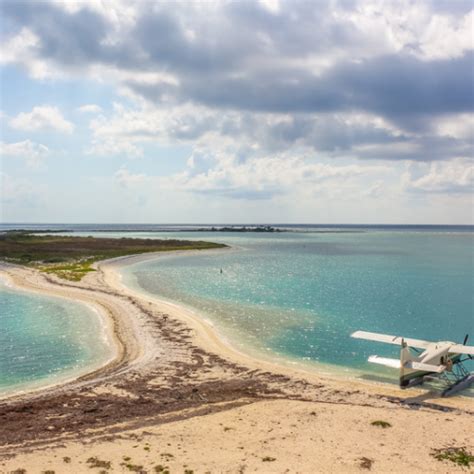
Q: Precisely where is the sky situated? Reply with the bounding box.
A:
[0,0,473,224]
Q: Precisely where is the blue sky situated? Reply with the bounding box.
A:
[1,0,473,224]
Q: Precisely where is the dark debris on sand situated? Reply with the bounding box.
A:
[0,270,470,456]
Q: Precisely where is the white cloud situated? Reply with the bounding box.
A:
[87,101,216,157]
[0,139,50,166]
[419,10,474,60]
[1,0,472,223]
[87,138,143,158]
[77,104,103,114]
[0,27,62,79]
[136,147,391,200]
[340,1,473,60]
[403,159,473,193]
[363,181,384,198]
[87,100,410,162]
[10,106,74,134]
[0,28,39,63]
[114,167,148,188]
[259,0,281,15]
[435,113,474,140]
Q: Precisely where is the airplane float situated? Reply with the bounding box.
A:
[351,330,474,396]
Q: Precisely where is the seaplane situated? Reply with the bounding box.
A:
[351,330,474,396]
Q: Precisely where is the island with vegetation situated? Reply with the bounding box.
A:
[194,225,281,232]
[0,231,226,281]
[1,230,473,474]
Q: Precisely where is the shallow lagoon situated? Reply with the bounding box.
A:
[2,225,472,392]
[0,280,112,395]
[117,229,474,381]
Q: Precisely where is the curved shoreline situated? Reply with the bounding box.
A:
[101,251,474,408]
[0,263,139,401]
[101,251,364,388]
[0,249,472,411]
[1,250,474,474]
[0,272,120,398]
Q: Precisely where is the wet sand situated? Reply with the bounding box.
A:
[0,252,472,473]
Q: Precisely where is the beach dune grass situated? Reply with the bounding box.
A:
[40,259,97,281]
[371,420,392,428]
[0,231,226,281]
[431,447,474,467]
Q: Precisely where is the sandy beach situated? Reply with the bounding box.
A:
[0,252,473,473]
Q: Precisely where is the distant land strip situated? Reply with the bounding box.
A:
[0,226,368,234]
[0,231,226,281]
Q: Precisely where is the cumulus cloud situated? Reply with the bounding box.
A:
[403,160,473,194]
[114,147,390,200]
[77,104,103,114]
[0,27,52,79]
[0,0,472,212]
[1,1,472,129]
[434,113,474,141]
[87,138,143,158]
[125,52,472,130]
[9,106,74,133]
[86,100,472,163]
[179,153,389,199]
[1,139,49,166]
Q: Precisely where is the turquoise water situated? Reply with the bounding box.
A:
[2,226,472,392]
[0,280,113,394]
[115,230,474,381]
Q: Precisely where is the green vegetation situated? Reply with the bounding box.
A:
[432,447,474,467]
[86,457,112,469]
[262,456,276,462]
[197,225,280,232]
[120,461,144,472]
[0,231,226,281]
[62,456,71,463]
[10,469,27,474]
[40,259,97,281]
[160,453,175,460]
[371,420,391,428]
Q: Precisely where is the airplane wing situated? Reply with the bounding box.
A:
[368,355,400,368]
[448,344,474,356]
[351,330,431,349]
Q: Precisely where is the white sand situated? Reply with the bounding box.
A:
[0,255,472,473]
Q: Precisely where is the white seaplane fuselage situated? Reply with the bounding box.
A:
[351,331,473,390]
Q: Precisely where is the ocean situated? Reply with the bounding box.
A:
[1,224,473,391]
